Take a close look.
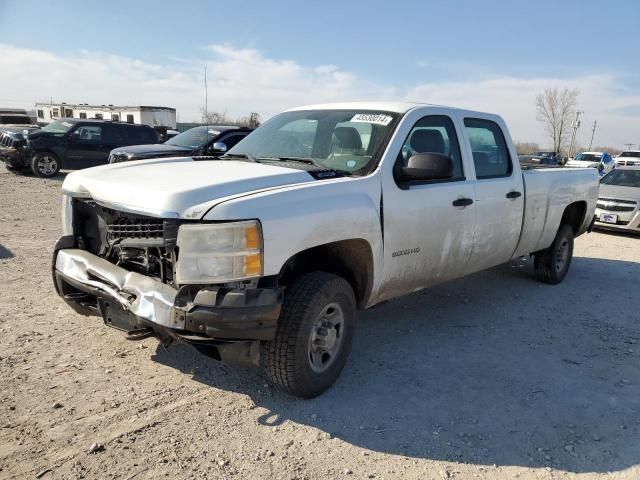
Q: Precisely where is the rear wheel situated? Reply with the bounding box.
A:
[31,152,60,178]
[534,224,574,284]
[261,272,356,398]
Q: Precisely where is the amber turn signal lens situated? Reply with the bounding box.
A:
[244,253,262,276]
[245,225,260,250]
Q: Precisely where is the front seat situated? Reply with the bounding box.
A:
[410,129,445,154]
[331,126,363,155]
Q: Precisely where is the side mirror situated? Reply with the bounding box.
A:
[398,152,453,182]
[211,142,227,153]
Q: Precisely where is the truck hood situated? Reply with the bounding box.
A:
[62,157,315,218]
[598,184,640,202]
[110,143,193,159]
[566,159,600,168]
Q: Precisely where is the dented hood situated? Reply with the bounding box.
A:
[62,157,314,218]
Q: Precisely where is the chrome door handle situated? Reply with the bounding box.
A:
[452,198,474,207]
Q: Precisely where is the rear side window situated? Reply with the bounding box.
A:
[109,125,157,145]
[464,118,512,179]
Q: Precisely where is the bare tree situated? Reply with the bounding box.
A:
[200,108,228,125]
[236,112,261,128]
[535,87,579,155]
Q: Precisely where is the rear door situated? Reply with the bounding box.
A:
[459,116,524,274]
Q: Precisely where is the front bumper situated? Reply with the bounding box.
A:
[53,241,283,342]
[594,208,640,232]
[0,146,29,168]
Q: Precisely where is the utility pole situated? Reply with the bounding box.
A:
[624,143,635,151]
[588,120,597,151]
[567,110,583,159]
[204,67,208,121]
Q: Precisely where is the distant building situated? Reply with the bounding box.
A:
[34,103,177,129]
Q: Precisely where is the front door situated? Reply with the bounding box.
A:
[65,124,109,168]
[459,116,524,274]
[379,112,477,301]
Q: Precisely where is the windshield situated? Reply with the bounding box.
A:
[166,126,219,148]
[619,151,640,158]
[41,119,75,134]
[574,153,602,161]
[601,169,640,188]
[227,109,399,175]
[0,115,32,125]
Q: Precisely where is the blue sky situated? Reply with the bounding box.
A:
[1,0,639,147]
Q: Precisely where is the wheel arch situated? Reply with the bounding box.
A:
[277,239,374,309]
[561,200,588,234]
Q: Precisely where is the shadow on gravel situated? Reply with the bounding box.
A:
[0,244,14,259]
[153,256,640,474]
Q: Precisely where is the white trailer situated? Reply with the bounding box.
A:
[35,103,176,129]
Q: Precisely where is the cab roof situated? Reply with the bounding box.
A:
[285,101,500,118]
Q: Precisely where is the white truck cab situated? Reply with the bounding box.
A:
[53,102,599,397]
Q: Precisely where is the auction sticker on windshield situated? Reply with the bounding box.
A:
[350,113,393,126]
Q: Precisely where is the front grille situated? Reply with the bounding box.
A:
[107,217,165,241]
[597,198,637,212]
[0,134,17,148]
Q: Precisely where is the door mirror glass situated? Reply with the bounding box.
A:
[211,142,227,153]
[398,152,453,182]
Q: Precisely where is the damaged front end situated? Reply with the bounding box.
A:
[53,197,282,366]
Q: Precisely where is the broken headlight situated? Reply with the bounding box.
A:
[175,220,262,284]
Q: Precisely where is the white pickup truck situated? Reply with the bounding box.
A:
[53,102,599,397]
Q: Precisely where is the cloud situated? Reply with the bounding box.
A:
[1,42,638,147]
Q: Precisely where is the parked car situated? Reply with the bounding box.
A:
[3,118,159,177]
[593,166,640,232]
[53,102,599,397]
[108,125,252,163]
[519,151,560,166]
[0,109,41,171]
[615,150,640,167]
[565,151,615,176]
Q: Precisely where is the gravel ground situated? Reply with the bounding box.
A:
[0,167,639,480]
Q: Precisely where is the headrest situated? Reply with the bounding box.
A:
[333,126,362,150]
[409,129,445,153]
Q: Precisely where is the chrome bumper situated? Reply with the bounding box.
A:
[55,249,183,329]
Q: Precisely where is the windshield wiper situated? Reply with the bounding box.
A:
[258,156,327,168]
[220,153,257,162]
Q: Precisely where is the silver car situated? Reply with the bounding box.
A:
[594,166,640,232]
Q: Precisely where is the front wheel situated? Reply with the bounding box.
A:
[31,152,60,178]
[534,224,574,284]
[261,272,356,398]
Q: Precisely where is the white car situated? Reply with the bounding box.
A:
[594,166,640,232]
[615,150,640,167]
[566,151,615,176]
[52,102,599,397]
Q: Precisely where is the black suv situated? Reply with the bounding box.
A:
[4,118,158,177]
[109,125,252,163]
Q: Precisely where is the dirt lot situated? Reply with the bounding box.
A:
[0,168,639,480]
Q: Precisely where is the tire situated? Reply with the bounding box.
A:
[261,272,356,398]
[31,152,60,178]
[534,224,574,284]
